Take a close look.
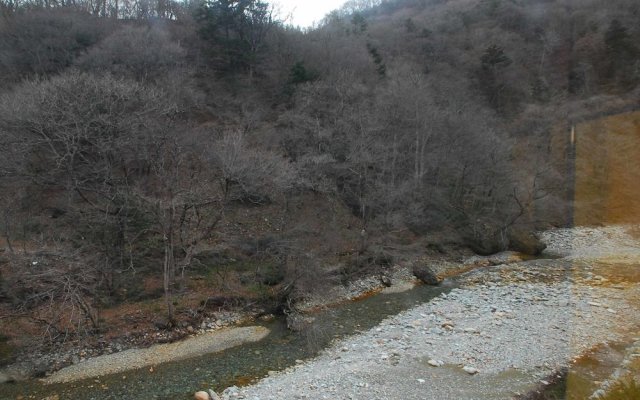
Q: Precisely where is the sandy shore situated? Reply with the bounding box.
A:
[43,326,270,384]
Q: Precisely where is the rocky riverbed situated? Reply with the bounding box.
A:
[214,225,640,400]
[3,226,638,399]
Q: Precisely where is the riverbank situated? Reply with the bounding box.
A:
[218,225,640,399]
[0,246,520,384]
[0,269,454,399]
[5,225,637,399]
[43,326,270,384]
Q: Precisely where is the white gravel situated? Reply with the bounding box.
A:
[541,225,640,261]
[222,225,640,400]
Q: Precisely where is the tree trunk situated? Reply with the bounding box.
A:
[163,237,175,323]
[3,210,14,254]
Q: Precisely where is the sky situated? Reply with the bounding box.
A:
[272,0,346,28]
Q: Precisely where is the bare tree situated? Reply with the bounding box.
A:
[0,9,108,85]
[216,130,297,203]
[75,24,187,81]
[132,133,224,323]
[0,71,178,317]
[3,254,100,341]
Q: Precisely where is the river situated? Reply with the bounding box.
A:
[0,281,452,400]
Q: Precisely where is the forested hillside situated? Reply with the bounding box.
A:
[0,0,638,352]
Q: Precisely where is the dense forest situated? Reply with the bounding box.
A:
[0,0,638,350]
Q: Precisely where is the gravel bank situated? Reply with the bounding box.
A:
[298,251,526,311]
[541,225,640,261]
[43,326,270,384]
[222,226,640,400]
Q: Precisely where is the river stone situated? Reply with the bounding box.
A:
[195,391,210,400]
[222,386,240,399]
[464,228,504,256]
[208,389,221,400]
[507,229,546,256]
[441,320,454,330]
[380,274,392,287]
[0,371,13,384]
[412,265,440,285]
[463,366,479,375]
[428,359,444,367]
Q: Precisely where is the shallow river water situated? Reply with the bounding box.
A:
[1,283,452,400]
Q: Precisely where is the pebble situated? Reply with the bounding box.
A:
[441,321,454,330]
[194,391,210,400]
[463,366,479,375]
[427,359,444,367]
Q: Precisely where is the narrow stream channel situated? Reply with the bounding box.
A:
[524,259,640,400]
[531,340,635,400]
[0,282,452,400]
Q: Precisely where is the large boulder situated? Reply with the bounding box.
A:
[464,230,505,256]
[412,265,441,285]
[460,224,506,256]
[508,229,547,256]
